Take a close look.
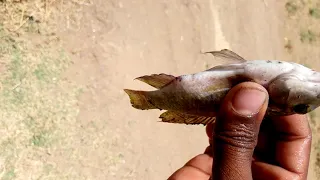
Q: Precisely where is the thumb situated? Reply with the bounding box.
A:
[211,82,269,180]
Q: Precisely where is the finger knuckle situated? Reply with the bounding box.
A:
[214,124,257,149]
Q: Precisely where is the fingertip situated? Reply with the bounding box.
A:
[215,81,269,139]
[218,82,269,121]
[206,123,213,140]
[168,153,213,180]
[168,166,211,180]
[185,153,213,175]
[204,145,213,156]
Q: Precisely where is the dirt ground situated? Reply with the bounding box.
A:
[0,0,320,180]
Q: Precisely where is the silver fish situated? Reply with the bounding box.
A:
[124,49,320,125]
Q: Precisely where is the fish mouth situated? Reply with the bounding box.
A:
[308,104,319,113]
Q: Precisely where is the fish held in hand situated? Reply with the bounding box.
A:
[124,49,320,125]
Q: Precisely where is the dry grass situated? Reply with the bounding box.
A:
[0,0,89,179]
[0,0,93,35]
[0,28,83,179]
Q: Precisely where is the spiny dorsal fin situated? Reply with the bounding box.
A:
[135,73,175,89]
[159,111,216,125]
[205,63,244,71]
[204,49,246,63]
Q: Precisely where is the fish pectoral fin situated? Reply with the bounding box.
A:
[159,111,216,125]
[204,49,247,63]
[135,73,176,89]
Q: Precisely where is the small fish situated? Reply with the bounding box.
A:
[124,49,320,125]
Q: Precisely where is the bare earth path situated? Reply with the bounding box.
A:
[49,0,317,179]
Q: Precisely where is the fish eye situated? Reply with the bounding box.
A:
[293,104,310,114]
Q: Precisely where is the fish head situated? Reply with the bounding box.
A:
[268,71,320,115]
[285,82,320,114]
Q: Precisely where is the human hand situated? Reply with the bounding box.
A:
[168,82,312,180]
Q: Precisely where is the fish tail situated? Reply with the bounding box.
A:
[124,89,157,110]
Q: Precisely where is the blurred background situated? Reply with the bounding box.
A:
[0,0,319,179]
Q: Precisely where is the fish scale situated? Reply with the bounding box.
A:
[124,49,320,125]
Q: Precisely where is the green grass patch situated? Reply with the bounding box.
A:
[309,8,320,19]
[1,168,16,180]
[0,31,81,179]
[285,1,299,15]
[31,133,50,147]
[0,1,89,179]
[300,29,317,43]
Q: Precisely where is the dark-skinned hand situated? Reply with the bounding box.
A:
[168,82,311,180]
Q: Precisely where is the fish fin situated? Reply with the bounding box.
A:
[124,89,157,110]
[159,111,216,125]
[205,64,244,71]
[135,73,176,89]
[204,49,247,63]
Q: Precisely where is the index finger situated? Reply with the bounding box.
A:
[272,114,312,177]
